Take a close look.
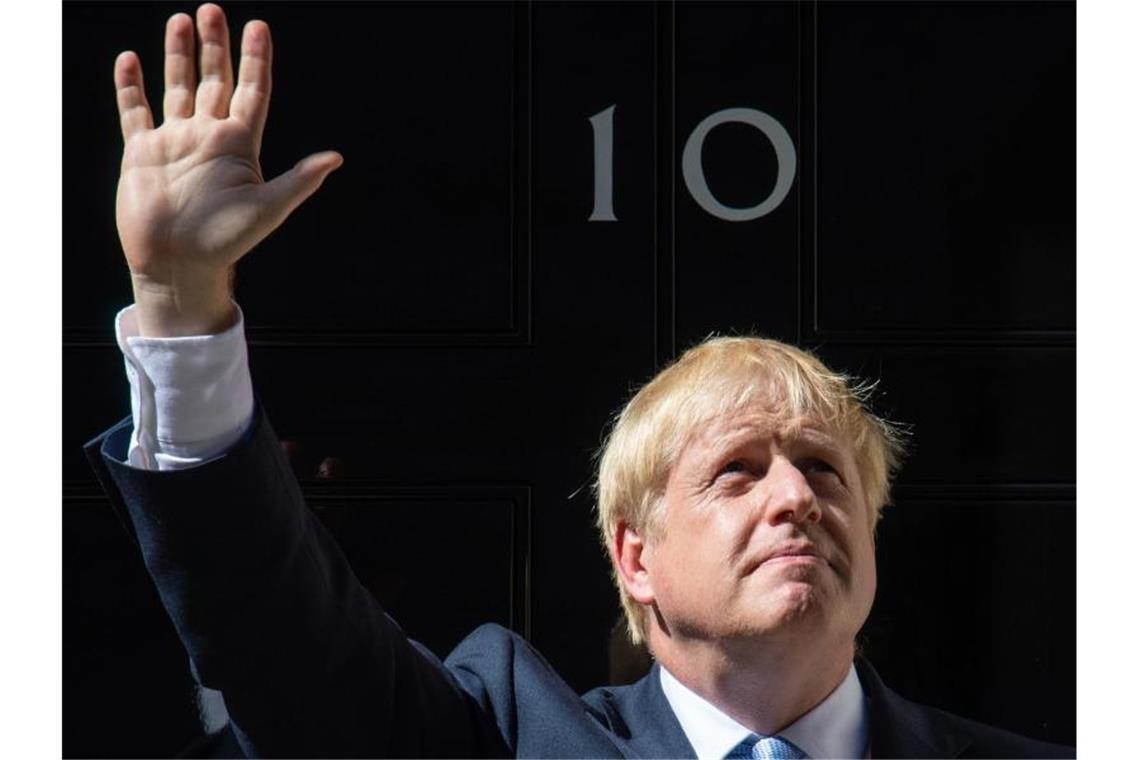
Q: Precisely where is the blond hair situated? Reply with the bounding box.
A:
[594,336,906,645]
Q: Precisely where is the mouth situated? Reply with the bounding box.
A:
[746,544,830,573]
[763,554,826,566]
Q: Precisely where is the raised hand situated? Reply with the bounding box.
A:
[113,3,342,336]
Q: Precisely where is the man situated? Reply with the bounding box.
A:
[88,5,1072,757]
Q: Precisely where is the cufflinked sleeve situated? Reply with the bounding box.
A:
[85,403,508,758]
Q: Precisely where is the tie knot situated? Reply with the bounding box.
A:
[725,734,807,760]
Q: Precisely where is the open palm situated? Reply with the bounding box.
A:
[114,4,341,313]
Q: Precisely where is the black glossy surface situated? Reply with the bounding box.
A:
[64,2,1075,755]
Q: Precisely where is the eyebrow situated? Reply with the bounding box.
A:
[785,428,847,463]
[703,421,847,462]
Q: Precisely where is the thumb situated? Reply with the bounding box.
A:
[259,150,344,229]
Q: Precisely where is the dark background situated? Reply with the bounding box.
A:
[63,1,1075,756]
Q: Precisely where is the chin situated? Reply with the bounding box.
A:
[743,581,832,635]
[776,580,827,614]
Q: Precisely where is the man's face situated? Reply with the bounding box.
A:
[642,399,877,649]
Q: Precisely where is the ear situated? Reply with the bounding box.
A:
[612,520,656,605]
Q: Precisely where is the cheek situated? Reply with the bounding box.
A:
[859,543,877,589]
[851,531,878,602]
[652,518,735,593]
[825,507,876,579]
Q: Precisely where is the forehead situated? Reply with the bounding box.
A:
[680,401,851,461]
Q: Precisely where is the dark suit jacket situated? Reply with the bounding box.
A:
[86,405,1073,758]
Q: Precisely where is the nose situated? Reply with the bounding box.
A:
[764,457,822,525]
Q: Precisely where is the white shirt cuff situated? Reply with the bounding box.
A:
[116,304,255,471]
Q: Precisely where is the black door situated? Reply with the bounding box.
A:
[63,2,1075,755]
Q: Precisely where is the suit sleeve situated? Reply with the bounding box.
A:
[85,404,508,758]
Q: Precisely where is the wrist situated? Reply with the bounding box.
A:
[130,269,236,337]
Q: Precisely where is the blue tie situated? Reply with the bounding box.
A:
[724,733,807,759]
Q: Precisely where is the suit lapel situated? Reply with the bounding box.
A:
[855,658,973,758]
[610,658,974,758]
[611,664,698,758]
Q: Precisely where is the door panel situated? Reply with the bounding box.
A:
[64,2,1075,755]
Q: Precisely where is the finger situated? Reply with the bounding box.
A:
[114,51,155,141]
[163,13,196,120]
[231,20,273,154]
[194,3,234,118]
[258,152,344,230]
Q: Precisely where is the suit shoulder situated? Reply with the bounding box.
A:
[857,659,1072,759]
[446,623,532,668]
[941,709,1074,759]
[912,700,1074,758]
[442,625,619,756]
[445,625,629,709]
[445,623,581,699]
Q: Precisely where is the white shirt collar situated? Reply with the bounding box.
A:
[658,663,868,759]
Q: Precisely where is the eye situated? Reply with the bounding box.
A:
[718,460,749,477]
[801,458,838,476]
